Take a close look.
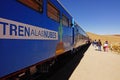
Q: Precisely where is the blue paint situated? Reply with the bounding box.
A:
[0,0,88,78]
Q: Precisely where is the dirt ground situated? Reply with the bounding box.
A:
[69,45,120,80]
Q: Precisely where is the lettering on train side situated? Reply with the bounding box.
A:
[0,18,58,40]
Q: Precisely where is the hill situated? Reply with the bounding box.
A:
[114,35,120,37]
[87,32,120,45]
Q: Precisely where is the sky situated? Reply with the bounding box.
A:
[59,0,120,35]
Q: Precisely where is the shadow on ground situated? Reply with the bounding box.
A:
[48,44,90,80]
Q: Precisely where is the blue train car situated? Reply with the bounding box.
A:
[0,0,89,79]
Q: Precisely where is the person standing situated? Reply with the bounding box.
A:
[93,39,97,48]
[103,41,109,52]
[97,39,102,51]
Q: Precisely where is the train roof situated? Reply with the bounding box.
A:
[57,0,87,36]
[57,0,83,29]
[57,0,73,18]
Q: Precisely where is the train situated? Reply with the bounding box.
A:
[0,0,90,80]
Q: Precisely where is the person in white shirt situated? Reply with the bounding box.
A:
[103,41,109,52]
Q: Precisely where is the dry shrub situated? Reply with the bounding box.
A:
[112,45,120,54]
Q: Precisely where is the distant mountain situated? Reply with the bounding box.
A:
[113,35,120,37]
[87,32,120,45]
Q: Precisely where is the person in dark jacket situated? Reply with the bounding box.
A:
[97,39,102,51]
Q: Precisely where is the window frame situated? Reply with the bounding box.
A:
[69,20,72,27]
[18,0,43,13]
[62,14,69,27]
[47,1,60,22]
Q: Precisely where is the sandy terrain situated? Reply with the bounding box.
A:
[69,45,120,80]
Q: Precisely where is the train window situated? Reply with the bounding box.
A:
[47,1,60,22]
[18,0,43,12]
[62,14,69,26]
[69,20,72,27]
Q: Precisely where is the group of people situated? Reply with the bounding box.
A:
[92,39,109,52]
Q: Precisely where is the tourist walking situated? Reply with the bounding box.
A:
[103,41,109,52]
[97,39,102,51]
[93,39,97,48]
